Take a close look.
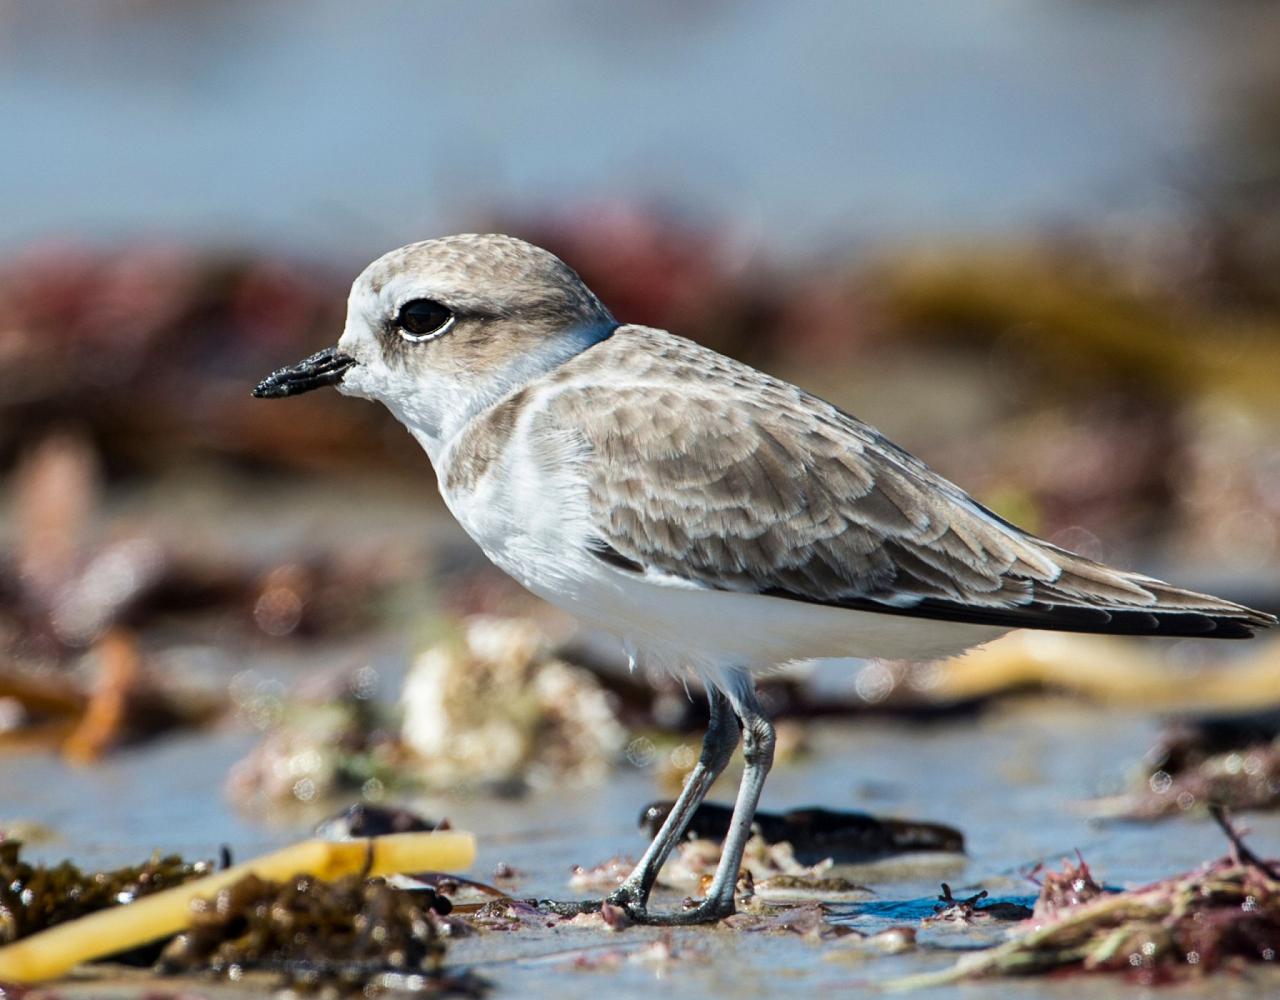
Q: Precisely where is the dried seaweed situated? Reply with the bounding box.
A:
[158,872,482,995]
[225,668,413,808]
[1028,852,1106,920]
[0,630,223,760]
[890,839,1280,989]
[229,617,626,810]
[399,617,626,791]
[0,841,211,945]
[1093,713,1280,820]
[0,428,408,699]
[0,833,475,984]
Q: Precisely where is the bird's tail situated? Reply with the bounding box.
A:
[1022,545,1277,639]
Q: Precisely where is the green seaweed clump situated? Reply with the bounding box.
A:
[0,840,212,943]
[159,872,476,995]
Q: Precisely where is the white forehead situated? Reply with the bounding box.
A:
[347,258,439,323]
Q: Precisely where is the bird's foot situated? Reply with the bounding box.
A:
[534,888,734,925]
[603,881,643,909]
[604,882,735,925]
[626,895,735,925]
[533,884,648,920]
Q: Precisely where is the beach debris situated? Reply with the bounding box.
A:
[225,665,407,809]
[641,801,964,865]
[723,901,858,941]
[11,432,100,612]
[879,243,1280,406]
[0,630,223,760]
[1,427,408,680]
[405,873,508,911]
[565,901,633,933]
[401,616,626,792]
[922,883,1033,926]
[1090,710,1280,820]
[865,925,917,954]
[1028,852,1105,920]
[0,831,476,984]
[157,872,469,994]
[652,832,859,895]
[553,934,689,972]
[467,898,552,933]
[752,873,877,903]
[0,840,212,945]
[313,809,512,909]
[62,629,220,763]
[568,855,637,894]
[316,802,445,839]
[0,665,90,750]
[930,631,1280,711]
[825,925,919,962]
[0,242,377,476]
[229,617,627,810]
[888,821,1280,989]
[571,801,961,900]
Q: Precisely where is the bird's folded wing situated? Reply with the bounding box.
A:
[537,348,1272,639]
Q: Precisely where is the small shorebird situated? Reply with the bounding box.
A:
[254,234,1275,924]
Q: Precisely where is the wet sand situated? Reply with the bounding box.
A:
[6,695,1279,997]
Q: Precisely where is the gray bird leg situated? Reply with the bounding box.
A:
[607,686,738,915]
[639,676,775,925]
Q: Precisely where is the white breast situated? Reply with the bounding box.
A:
[435,388,600,605]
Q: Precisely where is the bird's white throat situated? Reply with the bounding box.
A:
[340,320,616,464]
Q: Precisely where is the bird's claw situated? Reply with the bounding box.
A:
[534,889,732,925]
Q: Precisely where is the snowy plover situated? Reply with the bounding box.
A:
[254,234,1275,924]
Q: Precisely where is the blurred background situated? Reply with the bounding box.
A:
[1,0,1279,949]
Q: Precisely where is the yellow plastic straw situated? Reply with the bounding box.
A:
[0,831,476,983]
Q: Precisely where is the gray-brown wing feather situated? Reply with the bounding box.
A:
[538,328,1274,639]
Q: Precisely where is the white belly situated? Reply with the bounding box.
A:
[527,561,1007,685]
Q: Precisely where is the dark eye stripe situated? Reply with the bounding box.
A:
[396,299,453,340]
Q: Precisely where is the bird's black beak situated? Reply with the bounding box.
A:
[252,347,356,398]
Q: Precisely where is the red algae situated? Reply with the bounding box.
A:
[891,825,1280,989]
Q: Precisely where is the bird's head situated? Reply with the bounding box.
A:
[253,233,615,456]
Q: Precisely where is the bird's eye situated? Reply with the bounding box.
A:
[395,298,454,341]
